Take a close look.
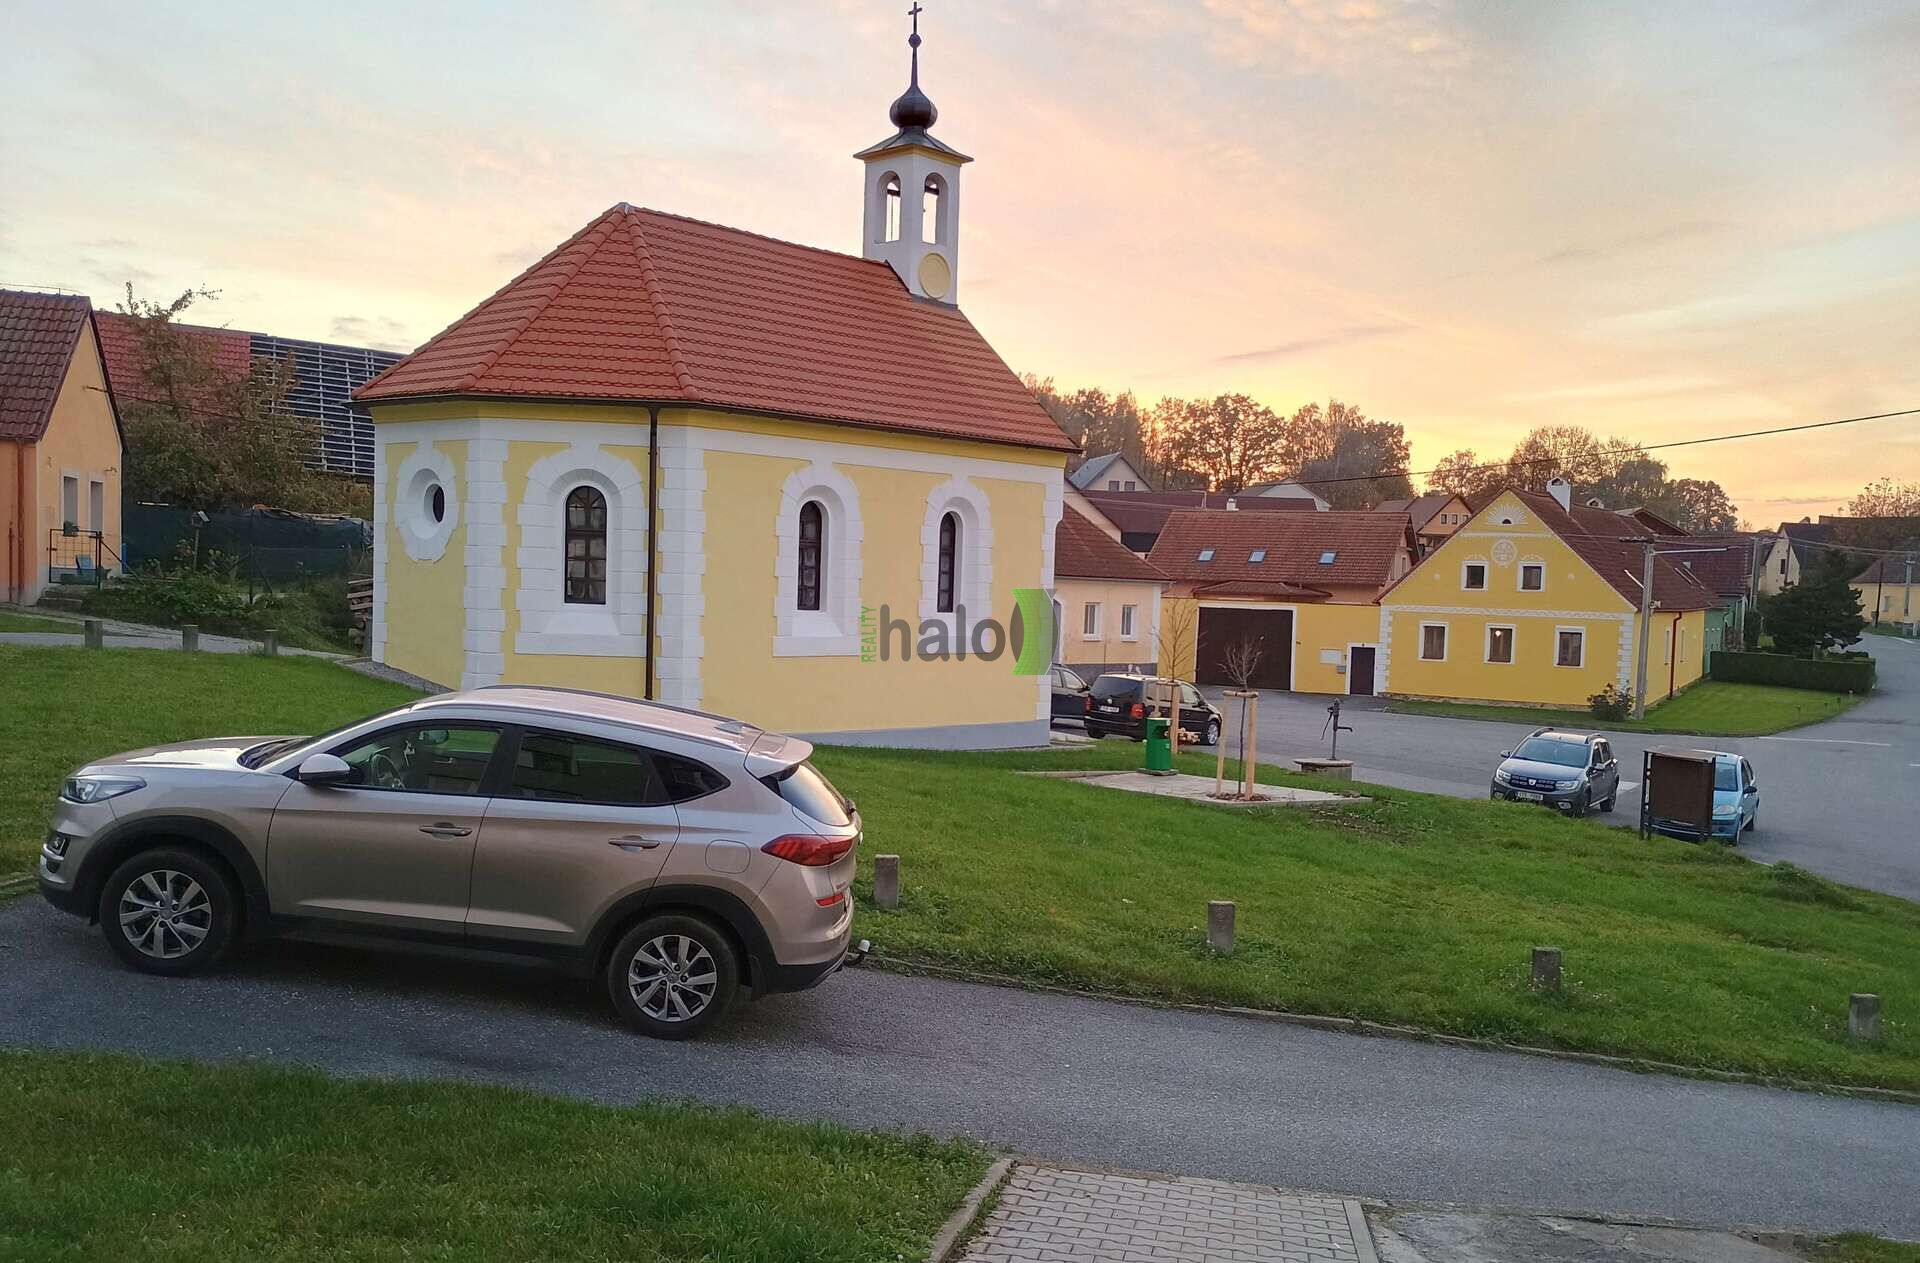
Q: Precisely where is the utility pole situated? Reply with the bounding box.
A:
[1905,553,1915,636]
[1633,538,1656,720]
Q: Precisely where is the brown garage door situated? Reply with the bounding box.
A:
[1196,607,1292,690]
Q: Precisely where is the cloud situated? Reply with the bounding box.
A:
[329,315,416,351]
[1504,375,1725,403]
[1213,323,1407,364]
[1535,221,1726,268]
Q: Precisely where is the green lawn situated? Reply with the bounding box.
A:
[0,1049,986,1262]
[4,647,1917,1091]
[1389,680,1863,736]
[1817,1237,1920,1263]
[0,610,82,634]
[814,739,1920,1091]
[0,647,419,871]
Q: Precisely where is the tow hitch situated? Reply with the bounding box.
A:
[843,938,872,968]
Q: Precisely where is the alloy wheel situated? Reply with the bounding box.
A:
[627,934,719,1023]
[118,869,212,960]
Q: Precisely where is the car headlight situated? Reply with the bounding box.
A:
[61,775,146,804]
[1494,769,1512,784]
[1713,804,1738,819]
[1555,779,1580,791]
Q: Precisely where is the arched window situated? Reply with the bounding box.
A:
[797,500,826,612]
[936,511,961,613]
[883,174,902,243]
[922,174,943,244]
[564,485,608,605]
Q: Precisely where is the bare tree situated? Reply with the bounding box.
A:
[1153,601,1198,683]
[1219,638,1264,799]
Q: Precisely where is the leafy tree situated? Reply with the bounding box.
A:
[1292,402,1414,508]
[117,286,371,517]
[1160,393,1296,492]
[1848,478,1920,519]
[1654,478,1740,534]
[1759,555,1866,657]
[1426,449,1504,503]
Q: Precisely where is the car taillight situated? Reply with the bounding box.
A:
[816,890,847,908]
[1129,702,1145,719]
[1083,694,1092,713]
[762,834,854,866]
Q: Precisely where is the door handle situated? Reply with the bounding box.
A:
[608,836,665,851]
[419,823,473,838]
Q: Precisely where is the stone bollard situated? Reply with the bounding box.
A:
[181,624,199,653]
[1850,993,1881,1042]
[262,628,279,657]
[873,854,901,910]
[1208,900,1236,955]
[83,619,104,649]
[1532,946,1563,991]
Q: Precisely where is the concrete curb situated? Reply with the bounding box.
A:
[869,955,1920,1108]
[1345,1200,1381,1263]
[926,1156,1014,1263]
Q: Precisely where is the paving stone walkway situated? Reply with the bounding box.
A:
[961,1165,1376,1263]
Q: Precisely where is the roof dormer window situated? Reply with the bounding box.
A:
[1249,549,1266,563]
[1197,548,1215,562]
[1319,551,1337,564]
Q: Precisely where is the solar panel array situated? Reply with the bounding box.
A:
[248,334,403,478]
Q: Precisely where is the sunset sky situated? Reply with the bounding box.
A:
[4,0,1916,527]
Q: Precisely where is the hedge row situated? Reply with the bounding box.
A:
[1709,650,1876,692]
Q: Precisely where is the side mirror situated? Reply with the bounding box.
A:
[296,752,353,785]
[1499,750,1513,759]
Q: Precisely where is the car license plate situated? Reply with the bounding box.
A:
[1515,791,1543,802]
[1099,704,1120,713]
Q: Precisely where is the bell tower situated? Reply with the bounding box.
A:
[855,4,971,304]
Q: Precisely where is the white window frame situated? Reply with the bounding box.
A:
[1461,560,1488,591]
[776,461,863,656]
[1554,625,1585,669]
[918,474,993,635]
[1120,603,1137,640]
[1419,621,1448,662]
[1485,623,1516,665]
[514,442,648,656]
[1082,602,1102,640]
[394,444,460,562]
[1518,561,1545,592]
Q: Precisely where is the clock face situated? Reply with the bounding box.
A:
[918,252,952,299]
[1492,539,1517,567]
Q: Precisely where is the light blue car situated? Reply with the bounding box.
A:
[1650,751,1759,843]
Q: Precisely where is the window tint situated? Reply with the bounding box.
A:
[1090,675,1139,702]
[332,725,499,795]
[655,753,728,803]
[772,762,852,826]
[508,732,663,806]
[1713,760,1740,791]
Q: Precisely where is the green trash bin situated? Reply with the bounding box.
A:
[1144,716,1172,772]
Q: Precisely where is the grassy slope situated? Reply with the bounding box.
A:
[0,647,420,871]
[0,611,82,634]
[816,740,1920,1090]
[0,1049,986,1262]
[1389,681,1863,736]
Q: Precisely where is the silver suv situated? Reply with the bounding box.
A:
[37,687,860,1039]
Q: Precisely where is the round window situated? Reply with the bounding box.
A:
[427,484,446,524]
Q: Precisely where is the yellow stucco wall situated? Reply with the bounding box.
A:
[1381,490,1639,706]
[1646,608,1707,704]
[379,438,469,690]
[35,320,122,584]
[1857,582,1920,622]
[1055,577,1161,669]
[696,446,1049,734]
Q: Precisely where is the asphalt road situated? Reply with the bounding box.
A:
[1187,637,1920,900]
[2,897,1915,1237]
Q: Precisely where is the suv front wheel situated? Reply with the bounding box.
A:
[606,913,741,1040]
[99,847,238,976]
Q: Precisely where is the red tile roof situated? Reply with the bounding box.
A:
[1511,490,1717,610]
[1081,489,1314,538]
[92,310,252,413]
[0,290,95,442]
[1055,506,1167,583]
[1146,509,1412,593]
[357,204,1075,453]
[1375,492,1459,532]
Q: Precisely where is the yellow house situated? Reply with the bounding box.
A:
[1379,486,1714,707]
[0,289,124,604]
[1053,505,1166,675]
[1147,509,1414,696]
[1854,556,1919,627]
[356,56,1079,748]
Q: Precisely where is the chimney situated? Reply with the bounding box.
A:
[1546,475,1572,511]
[1225,497,1238,511]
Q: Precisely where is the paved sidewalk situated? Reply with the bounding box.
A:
[961,1165,1375,1263]
[0,611,343,659]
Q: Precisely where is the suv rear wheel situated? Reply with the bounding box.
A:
[606,913,741,1040]
[98,847,237,976]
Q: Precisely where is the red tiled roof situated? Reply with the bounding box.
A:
[1663,535,1756,597]
[1376,492,1457,531]
[1081,489,1314,537]
[1055,506,1166,583]
[0,290,96,443]
[1147,509,1412,591]
[1560,533,1719,611]
[92,310,252,413]
[357,204,1075,453]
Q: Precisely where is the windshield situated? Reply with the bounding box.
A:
[240,702,418,769]
[1714,761,1740,791]
[1090,676,1140,702]
[773,761,854,827]
[1512,738,1589,768]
